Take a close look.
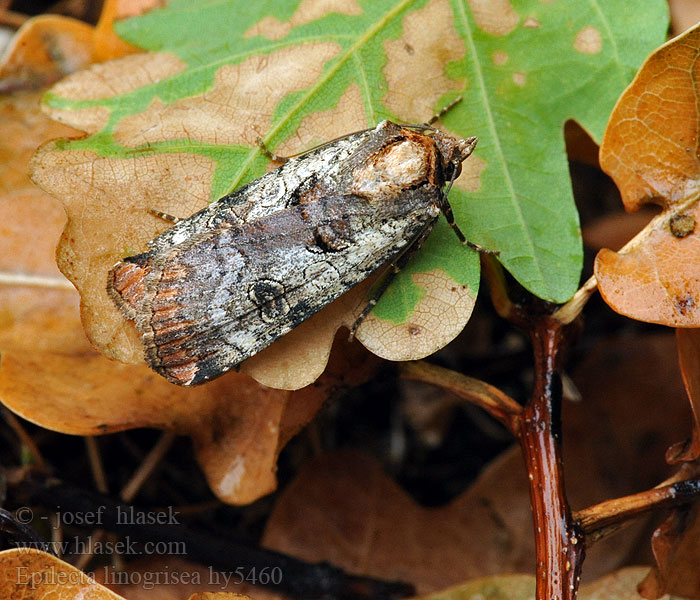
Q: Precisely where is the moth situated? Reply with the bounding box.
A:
[108,117,486,386]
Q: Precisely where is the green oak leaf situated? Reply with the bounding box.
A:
[33,0,667,388]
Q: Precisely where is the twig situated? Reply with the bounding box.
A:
[553,275,598,325]
[120,431,175,503]
[85,437,109,494]
[519,317,583,600]
[399,361,521,434]
[1,407,47,470]
[0,272,75,290]
[575,477,700,544]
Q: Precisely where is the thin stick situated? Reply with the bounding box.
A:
[85,437,109,494]
[553,275,597,325]
[0,272,74,290]
[575,476,700,544]
[400,361,521,434]
[1,407,47,470]
[120,431,175,503]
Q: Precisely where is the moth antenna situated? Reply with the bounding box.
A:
[425,95,463,126]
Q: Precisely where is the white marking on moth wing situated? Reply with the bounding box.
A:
[170,230,190,245]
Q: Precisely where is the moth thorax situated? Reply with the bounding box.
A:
[351,139,429,198]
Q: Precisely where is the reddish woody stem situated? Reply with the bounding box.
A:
[519,318,584,600]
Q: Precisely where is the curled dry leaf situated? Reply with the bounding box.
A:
[638,503,700,600]
[597,24,700,326]
[670,328,700,463]
[0,0,150,94]
[0,92,379,505]
[0,16,95,93]
[0,548,126,600]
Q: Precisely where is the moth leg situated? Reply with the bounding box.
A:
[147,209,181,224]
[257,137,289,164]
[349,226,433,341]
[425,95,463,126]
[439,196,499,255]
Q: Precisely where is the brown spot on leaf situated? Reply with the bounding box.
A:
[574,26,602,54]
[513,72,526,87]
[407,324,422,336]
[466,0,519,36]
[114,43,342,148]
[670,214,696,238]
[492,50,508,65]
[244,0,362,41]
[523,16,541,28]
[383,0,465,122]
[676,295,696,315]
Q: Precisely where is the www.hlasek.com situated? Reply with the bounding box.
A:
[14,536,186,556]
[15,565,284,590]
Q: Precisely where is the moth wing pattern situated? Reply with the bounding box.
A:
[109,120,473,386]
[110,193,437,385]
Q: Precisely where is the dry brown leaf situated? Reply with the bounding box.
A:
[261,334,689,594]
[0,15,95,93]
[418,567,665,600]
[670,0,700,36]
[0,91,379,505]
[597,24,700,326]
[0,548,126,600]
[669,328,700,463]
[0,0,150,93]
[638,503,700,599]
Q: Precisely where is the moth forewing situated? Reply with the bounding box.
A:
[108,120,480,386]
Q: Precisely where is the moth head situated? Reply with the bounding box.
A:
[432,131,478,185]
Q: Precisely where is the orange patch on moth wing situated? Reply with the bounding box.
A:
[113,43,341,148]
[454,153,486,193]
[30,145,215,364]
[574,26,602,54]
[466,0,519,36]
[355,269,476,361]
[244,0,362,41]
[275,84,367,156]
[109,260,150,315]
[523,16,541,28]
[492,51,508,66]
[51,53,186,101]
[513,72,526,87]
[382,0,465,122]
